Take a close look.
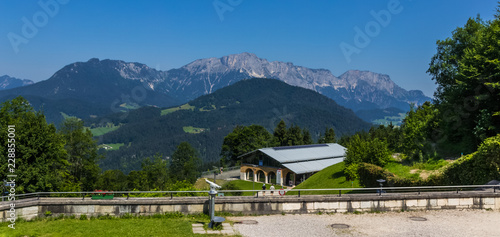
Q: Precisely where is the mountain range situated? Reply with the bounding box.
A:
[161,53,430,111]
[0,53,431,124]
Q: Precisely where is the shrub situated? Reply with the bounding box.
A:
[344,163,359,181]
[357,163,394,187]
[344,135,391,167]
[439,134,500,185]
[164,212,184,218]
[221,182,242,196]
[121,213,134,219]
[79,214,88,220]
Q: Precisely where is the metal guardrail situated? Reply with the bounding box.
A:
[201,166,240,176]
[1,184,499,201]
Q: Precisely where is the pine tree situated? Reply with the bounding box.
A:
[170,142,201,184]
[273,120,288,146]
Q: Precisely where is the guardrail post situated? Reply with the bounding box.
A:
[37,193,39,200]
[338,190,341,197]
[298,191,301,198]
[126,193,129,200]
[494,187,496,193]
[171,193,173,199]
[256,191,258,198]
[456,188,459,194]
[418,189,420,195]
[82,194,85,200]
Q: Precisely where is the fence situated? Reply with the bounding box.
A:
[1,184,499,201]
[201,166,240,177]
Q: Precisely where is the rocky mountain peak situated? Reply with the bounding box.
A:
[340,70,399,95]
[170,53,431,110]
[0,75,34,90]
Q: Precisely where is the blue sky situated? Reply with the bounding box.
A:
[0,0,497,97]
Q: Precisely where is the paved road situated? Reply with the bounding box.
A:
[229,209,500,237]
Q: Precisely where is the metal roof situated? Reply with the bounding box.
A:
[282,157,344,174]
[259,143,346,164]
[240,143,346,174]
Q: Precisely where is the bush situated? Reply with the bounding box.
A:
[168,180,207,196]
[344,163,359,181]
[357,163,423,187]
[121,213,134,219]
[357,163,394,187]
[221,182,242,196]
[344,135,391,167]
[439,134,500,185]
[128,188,165,197]
[98,214,113,220]
[79,214,88,220]
[164,212,184,218]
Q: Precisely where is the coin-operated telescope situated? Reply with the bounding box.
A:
[204,178,225,228]
[205,178,221,192]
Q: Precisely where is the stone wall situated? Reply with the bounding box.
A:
[2,191,499,222]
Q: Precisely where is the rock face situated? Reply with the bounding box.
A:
[0,53,431,112]
[0,59,179,108]
[0,75,33,90]
[156,53,431,111]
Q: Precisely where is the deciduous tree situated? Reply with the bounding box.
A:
[0,96,68,193]
[59,117,102,191]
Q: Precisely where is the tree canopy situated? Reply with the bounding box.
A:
[59,117,102,191]
[0,97,68,193]
[170,142,201,184]
[428,15,500,151]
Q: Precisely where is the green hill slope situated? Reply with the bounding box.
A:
[291,162,361,195]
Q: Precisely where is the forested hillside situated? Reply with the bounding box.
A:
[93,79,370,173]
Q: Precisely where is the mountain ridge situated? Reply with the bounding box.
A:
[0,53,431,123]
[0,75,34,90]
[156,52,431,111]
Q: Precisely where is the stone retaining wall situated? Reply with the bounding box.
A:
[1,191,499,221]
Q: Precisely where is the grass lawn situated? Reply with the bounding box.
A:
[161,103,195,115]
[194,178,227,190]
[384,161,420,179]
[119,103,140,110]
[60,112,78,120]
[199,104,217,111]
[384,159,449,180]
[1,215,235,237]
[90,124,121,137]
[183,126,208,134]
[224,180,286,196]
[291,162,361,195]
[99,143,125,151]
[372,113,406,126]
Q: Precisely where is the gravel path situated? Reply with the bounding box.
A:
[229,209,500,237]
